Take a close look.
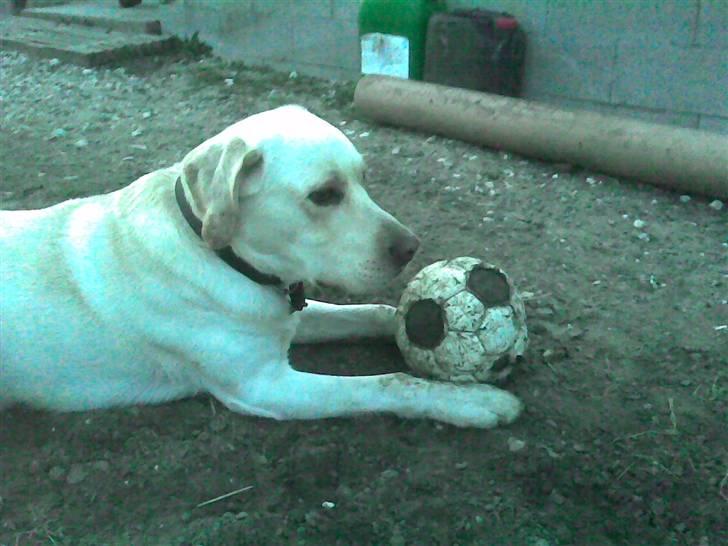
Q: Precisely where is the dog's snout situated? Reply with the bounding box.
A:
[388,230,420,268]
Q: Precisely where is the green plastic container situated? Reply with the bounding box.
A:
[359,0,447,80]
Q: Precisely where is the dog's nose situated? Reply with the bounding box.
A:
[389,230,420,268]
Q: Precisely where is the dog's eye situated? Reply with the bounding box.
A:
[308,187,344,206]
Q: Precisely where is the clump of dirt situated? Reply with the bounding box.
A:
[1,49,725,546]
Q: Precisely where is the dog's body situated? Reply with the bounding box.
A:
[0,106,521,428]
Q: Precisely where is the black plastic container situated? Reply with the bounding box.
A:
[424,9,526,96]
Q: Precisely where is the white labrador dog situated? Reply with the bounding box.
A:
[0,105,522,428]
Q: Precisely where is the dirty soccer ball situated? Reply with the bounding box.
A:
[395,257,528,383]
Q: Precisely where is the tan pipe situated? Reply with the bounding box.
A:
[354,75,728,199]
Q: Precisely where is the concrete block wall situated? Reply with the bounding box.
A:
[164,0,728,134]
[164,0,361,80]
[448,0,728,133]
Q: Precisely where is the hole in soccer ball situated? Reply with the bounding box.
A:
[467,266,511,306]
[405,298,445,349]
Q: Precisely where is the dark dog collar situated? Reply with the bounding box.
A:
[174,177,307,313]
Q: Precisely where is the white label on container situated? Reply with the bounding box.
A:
[361,33,410,79]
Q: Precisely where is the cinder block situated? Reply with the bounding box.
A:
[613,44,728,117]
[215,16,295,63]
[523,38,616,102]
[332,0,359,21]
[695,0,728,48]
[536,95,700,129]
[544,0,697,48]
[251,0,332,19]
[698,114,728,135]
[293,15,359,73]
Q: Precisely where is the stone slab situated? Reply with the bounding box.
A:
[21,4,162,35]
[0,16,175,66]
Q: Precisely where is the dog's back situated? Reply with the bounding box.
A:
[0,179,198,411]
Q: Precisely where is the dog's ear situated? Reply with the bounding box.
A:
[181,136,263,249]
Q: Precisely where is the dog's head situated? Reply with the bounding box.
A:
[179,105,419,294]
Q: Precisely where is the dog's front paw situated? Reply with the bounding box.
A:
[376,304,398,338]
[430,383,523,428]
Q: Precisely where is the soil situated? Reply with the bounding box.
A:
[0,47,726,546]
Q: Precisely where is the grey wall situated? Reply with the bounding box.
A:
[163,0,728,134]
[163,0,361,80]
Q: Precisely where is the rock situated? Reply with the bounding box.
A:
[209,416,227,433]
[550,489,566,505]
[48,466,66,481]
[633,219,646,229]
[679,194,691,203]
[708,199,724,211]
[66,463,88,485]
[380,468,400,480]
[92,460,111,473]
[508,437,526,452]
[74,138,88,148]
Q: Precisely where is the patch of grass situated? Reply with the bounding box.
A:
[171,31,213,59]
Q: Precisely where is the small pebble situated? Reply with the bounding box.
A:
[66,464,87,485]
[550,490,566,505]
[708,199,723,211]
[507,437,526,452]
[224,78,234,87]
[633,219,646,229]
[92,460,110,472]
[48,466,66,480]
[48,58,61,67]
[74,138,88,148]
[321,501,335,510]
[679,195,691,203]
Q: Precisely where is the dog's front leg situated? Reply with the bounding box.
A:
[212,367,522,429]
[293,300,396,344]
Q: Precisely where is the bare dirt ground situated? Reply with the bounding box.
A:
[0,47,726,546]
